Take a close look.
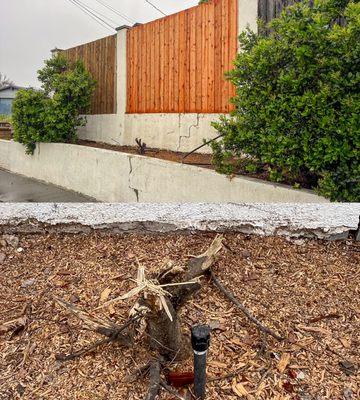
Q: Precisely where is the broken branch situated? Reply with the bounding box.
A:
[210,271,284,341]
[144,358,161,400]
[55,313,143,361]
[54,296,142,344]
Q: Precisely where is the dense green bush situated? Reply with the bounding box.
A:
[212,0,360,201]
[12,55,96,154]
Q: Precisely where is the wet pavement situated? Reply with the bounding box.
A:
[0,169,95,202]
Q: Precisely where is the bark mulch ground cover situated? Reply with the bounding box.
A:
[0,232,359,399]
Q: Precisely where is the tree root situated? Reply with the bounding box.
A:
[144,358,161,400]
[210,270,284,341]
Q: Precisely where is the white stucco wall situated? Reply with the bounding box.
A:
[238,0,258,36]
[123,113,222,153]
[0,140,328,203]
[78,113,222,153]
[77,114,122,144]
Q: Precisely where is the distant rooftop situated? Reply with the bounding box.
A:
[0,85,26,92]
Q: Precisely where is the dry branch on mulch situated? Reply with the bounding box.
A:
[0,232,359,399]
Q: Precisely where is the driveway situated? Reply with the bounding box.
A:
[0,169,95,202]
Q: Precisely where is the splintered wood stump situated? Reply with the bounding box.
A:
[144,235,224,360]
[54,235,224,363]
[145,295,190,361]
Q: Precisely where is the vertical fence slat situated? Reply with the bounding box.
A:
[207,1,215,113]
[169,15,175,112]
[178,11,186,113]
[195,4,203,112]
[214,0,222,113]
[189,8,196,113]
[173,13,179,113]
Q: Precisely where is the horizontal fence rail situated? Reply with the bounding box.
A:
[126,0,238,114]
[62,35,117,115]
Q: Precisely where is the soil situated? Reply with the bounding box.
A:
[0,123,12,140]
[77,139,213,168]
[1,232,359,399]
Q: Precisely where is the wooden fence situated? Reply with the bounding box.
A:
[258,0,300,25]
[62,35,117,115]
[258,0,346,30]
[126,0,238,114]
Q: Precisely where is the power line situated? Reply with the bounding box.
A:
[144,0,166,16]
[77,0,121,26]
[72,0,116,29]
[66,0,115,31]
[92,0,136,25]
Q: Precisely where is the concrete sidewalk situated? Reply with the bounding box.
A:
[0,169,95,202]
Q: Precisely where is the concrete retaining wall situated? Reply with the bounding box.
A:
[1,203,359,240]
[77,114,122,145]
[78,113,221,153]
[123,113,221,153]
[0,140,328,203]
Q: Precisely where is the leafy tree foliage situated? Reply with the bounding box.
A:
[12,55,96,154]
[0,73,14,89]
[212,0,360,201]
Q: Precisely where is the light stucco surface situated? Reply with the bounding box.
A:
[0,140,328,203]
[77,113,222,154]
[77,114,122,145]
[123,113,221,153]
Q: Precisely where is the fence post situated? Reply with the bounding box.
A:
[116,25,131,137]
[237,0,258,48]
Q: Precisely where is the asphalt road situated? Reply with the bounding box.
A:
[0,169,95,202]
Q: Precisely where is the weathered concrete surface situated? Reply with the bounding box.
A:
[78,113,222,153]
[123,113,221,153]
[0,140,328,203]
[0,169,94,202]
[238,0,258,36]
[77,114,122,145]
[0,203,359,239]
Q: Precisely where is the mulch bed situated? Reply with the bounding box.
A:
[77,139,213,168]
[0,122,12,140]
[0,232,359,399]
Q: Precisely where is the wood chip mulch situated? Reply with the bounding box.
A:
[0,232,359,399]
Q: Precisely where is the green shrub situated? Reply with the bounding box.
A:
[12,55,96,154]
[212,0,360,201]
[0,114,12,123]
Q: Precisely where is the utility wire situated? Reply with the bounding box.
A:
[76,0,121,26]
[72,0,116,29]
[92,0,136,24]
[144,0,166,16]
[66,0,115,31]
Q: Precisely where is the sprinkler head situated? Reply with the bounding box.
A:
[191,325,211,354]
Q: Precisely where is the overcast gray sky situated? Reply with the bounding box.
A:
[1,0,197,88]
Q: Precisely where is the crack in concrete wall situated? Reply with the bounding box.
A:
[127,156,140,202]
[177,114,201,151]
